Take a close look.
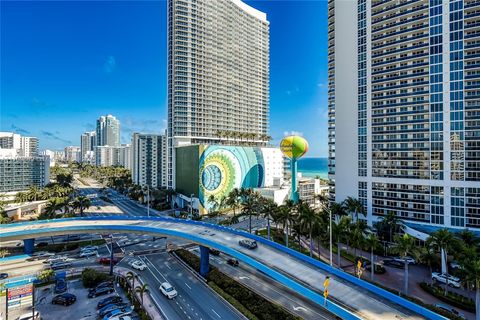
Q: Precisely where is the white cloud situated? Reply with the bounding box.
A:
[103,56,116,73]
[283,130,303,137]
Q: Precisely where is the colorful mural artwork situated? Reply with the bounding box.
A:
[198,146,266,212]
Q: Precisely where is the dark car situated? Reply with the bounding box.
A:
[88,281,114,293]
[383,259,404,269]
[209,248,220,256]
[54,279,67,294]
[99,303,130,317]
[97,295,122,309]
[52,293,76,306]
[51,262,72,270]
[227,258,239,267]
[239,239,257,249]
[0,273,8,280]
[88,286,115,298]
[36,241,49,247]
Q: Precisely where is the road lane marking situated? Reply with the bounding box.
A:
[185,283,191,290]
[143,256,168,282]
[293,306,308,312]
[238,276,249,280]
[211,309,221,318]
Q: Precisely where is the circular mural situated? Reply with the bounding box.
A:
[201,164,222,191]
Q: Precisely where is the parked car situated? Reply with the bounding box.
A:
[17,311,40,320]
[129,260,147,271]
[51,262,72,270]
[227,258,239,267]
[382,259,404,269]
[103,307,133,320]
[79,250,97,258]
[54,279,67,294]
[98,303,130,317]
[209,248,220,256]
[109,316,131,320]
[159,282,178,299]
[99,257,119,265]
[88,286,115,298]
[97,295,123,309]
[89,281,114,293]
[392,256,416,264]
[238,239,257,249]
[431,272,461,288]
[81,245,98,252]
[52,293,76,306]
[434,304,466,319]
[0,273,8,280]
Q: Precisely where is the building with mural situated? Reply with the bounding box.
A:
[175,145,284,215]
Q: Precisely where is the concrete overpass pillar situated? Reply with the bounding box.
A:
[199,246,210,277]
[23,239,35,254]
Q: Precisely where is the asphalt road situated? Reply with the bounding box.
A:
[119,253,244,320]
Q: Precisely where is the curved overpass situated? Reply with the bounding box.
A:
[1,216,444,320]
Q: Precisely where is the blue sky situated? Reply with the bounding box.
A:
[1,0,328,157]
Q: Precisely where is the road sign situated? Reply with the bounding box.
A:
[7,284,33,310]
[323,289,329,298]
[323,277,330,289]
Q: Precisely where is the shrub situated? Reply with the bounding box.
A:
[81,268,111,288]
[419,283,475,312]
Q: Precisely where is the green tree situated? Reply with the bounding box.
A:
[260,198,278,241]
[0,248,9,258]
[391,234,418,295]
[126,271,137,293]
[135,283,149,305]
[298,201,318,258]
[38,269,54,282]
[207,195,218,215]
[419,245,438,276]
[27,186,42,202]
[226,188,241,223]
[460,255,480,320]
[365,233,379,281]
[72,196,91,217]
[278,200,296,247]
[427,229,456,275]
[331,216,349,268]
[343,196,365,222]
[241,192,259,233]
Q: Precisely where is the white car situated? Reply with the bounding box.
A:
[79,250,97,258]
[43,255,67,264]
[160,282,177,299]
[129,260,147,271]
[431,272,461,288]
[32,251,55,258]
[17,311,40,320]
[81,245,98,252]
[392,256,416,264]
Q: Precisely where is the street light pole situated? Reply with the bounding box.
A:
[147,185,150,218]
[109,234,114,276]
[329,209,333,266]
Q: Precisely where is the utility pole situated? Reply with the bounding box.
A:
[147,185,150,218]
[329,208,333,266]
[109,234,114,276]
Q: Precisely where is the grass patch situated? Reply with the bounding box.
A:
[175,249,301,320]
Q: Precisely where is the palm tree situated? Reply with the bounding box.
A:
[331,217,349,268]
[226,188,240,223]
[298,202,318,258]
[135,283,149,305]
[391,234,418,295]
[126,271,136,292]
[72,196,91,217]
[457,229,480,248]
[27,186,42,202]
[461,255,480,320]
[419,245,438,276]
[343,196,364,222]
[365,233,379,281]
[278,200,296,247]
[427,229,456,275]
[349,221,367,272]
[207,195,218,214]
[329,201,346,222]
[15,192,29,203]
[382,212,400,243]
[241,194,258,233]
[44,197,64,219]
[260,198,278,241]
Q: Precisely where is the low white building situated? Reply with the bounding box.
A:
[95,144,131,168]
[64,146,81,162]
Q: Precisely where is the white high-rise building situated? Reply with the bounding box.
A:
[64,146,81,163]
[131,133,167,188]
[328,0,480,230]
[95,144,131,168]
[0,132,38,157]
[96,115,120,147]
[80,131,96,163]
[167,0,270,187]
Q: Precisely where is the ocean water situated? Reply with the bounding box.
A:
[296,157,328,179]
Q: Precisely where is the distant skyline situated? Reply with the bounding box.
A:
[1,1,328,156]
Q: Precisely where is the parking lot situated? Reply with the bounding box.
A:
[35,278,136,320]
